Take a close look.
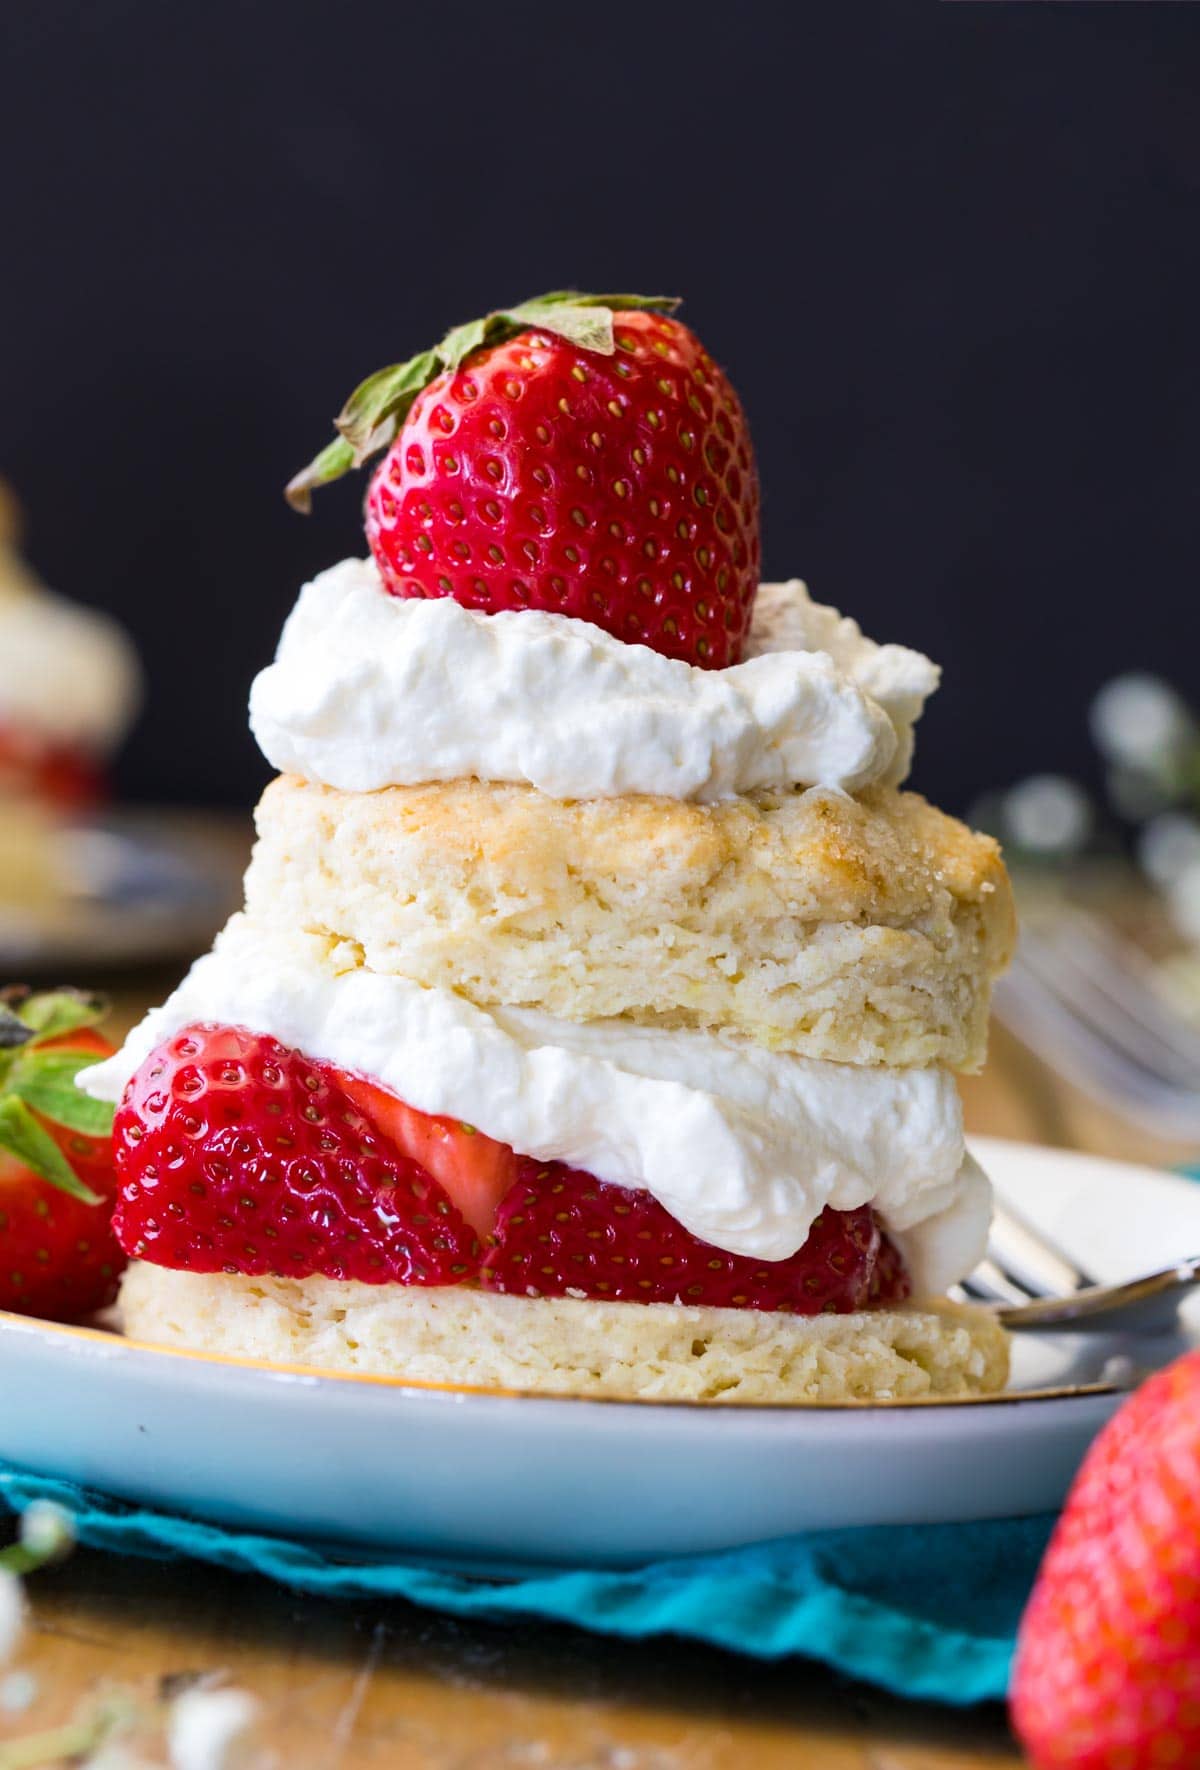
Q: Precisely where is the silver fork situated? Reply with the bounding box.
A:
[960,1197,1200,1335]
[994,905,1200,1143]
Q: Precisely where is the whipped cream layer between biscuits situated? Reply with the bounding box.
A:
[83,915,991,1296]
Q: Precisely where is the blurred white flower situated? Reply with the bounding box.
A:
[19,1499,75,1564]
[169,1685,262,1770]
[1090,674,1194,771]
[0,1668,37,1712]
[1138,812,1200,889]
[1004,774,1093,855]
[0,1569,25,1666]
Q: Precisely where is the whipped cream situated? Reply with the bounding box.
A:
[746,582,940,784]
[249,560,938,803]
[83,916,989,1294]
[0,582,141,753]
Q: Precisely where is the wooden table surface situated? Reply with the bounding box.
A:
[3,957,1189,1770]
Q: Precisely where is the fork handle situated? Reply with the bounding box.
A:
[996,1256,1200,1335]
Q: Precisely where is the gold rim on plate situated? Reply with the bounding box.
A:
[0,1306,1124,1410]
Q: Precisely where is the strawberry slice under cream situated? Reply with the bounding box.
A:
[82,915,991,1297]
[111,1021,912,1310]
[337,1080,516,1241]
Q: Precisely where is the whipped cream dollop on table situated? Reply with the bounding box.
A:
[250,559,940,803]
[84,917,989,1295]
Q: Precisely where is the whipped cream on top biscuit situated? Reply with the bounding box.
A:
[249,559,938,802]
[745,582,940,785]
[83,915,989,1294]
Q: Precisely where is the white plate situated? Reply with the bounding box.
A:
[1,1137,1196,1569]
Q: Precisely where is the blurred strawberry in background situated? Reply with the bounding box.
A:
[0,986,124,1322]
[0,477,141,811]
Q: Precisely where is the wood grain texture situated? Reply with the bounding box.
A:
[8,1549,1020,1769]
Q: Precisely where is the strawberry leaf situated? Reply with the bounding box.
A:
[502,302,614,355]
[9,1050,115,1137]
[16,988,109,1045]
[287,290,681,508]
[433,320,491,376]
[284,435,356,516]
[0,1096,102,1204]
[333,349,441,464]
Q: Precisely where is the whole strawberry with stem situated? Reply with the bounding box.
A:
[0,986,124,1321]
[287,292,761,668]
[1011,1348,1200,1770]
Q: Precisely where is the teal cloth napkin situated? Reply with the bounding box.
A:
[0,1463,1049,1704]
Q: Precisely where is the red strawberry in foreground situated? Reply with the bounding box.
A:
[480,1160,910,1313]
[286,292,761,668]
[114,1024,481,1284]
[1011,1349,1200,1770]
[0,987,125,1321]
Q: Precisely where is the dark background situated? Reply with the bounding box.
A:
[2,1,1198,816]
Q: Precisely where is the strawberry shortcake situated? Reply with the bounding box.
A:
[0,479,140,813]
[0,479,141,904]
[83,293,1015,1403]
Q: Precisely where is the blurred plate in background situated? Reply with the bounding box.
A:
[0,808,247,975]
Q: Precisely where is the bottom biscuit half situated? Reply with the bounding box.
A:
[119,1264,1010,1404]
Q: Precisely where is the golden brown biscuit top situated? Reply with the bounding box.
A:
[260,774,1013,961]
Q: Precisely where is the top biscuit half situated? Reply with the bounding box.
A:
[246,774,1015,1073]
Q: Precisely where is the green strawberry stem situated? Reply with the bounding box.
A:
[286,290,681,512]
[0,987,113,1202]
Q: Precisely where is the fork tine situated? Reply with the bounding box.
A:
[960,1198,1102,1310]
[960,1259,1038,1307]
[987,1200,1098,1296]
[1019,925,1200,1088]
[1057,910,1200,1070]
[995,965,1200,1142]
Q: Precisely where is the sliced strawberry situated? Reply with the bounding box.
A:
[337,1077,515,1241]
[114,1024,480,1284]
[0,987,124,1321]
[866,1230,910,1306]
[480,1160,910,1313]
[114,1025,913,1312]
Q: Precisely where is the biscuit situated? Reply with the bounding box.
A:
[120,1264,1010,1404]
[245,775,1015,1071]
